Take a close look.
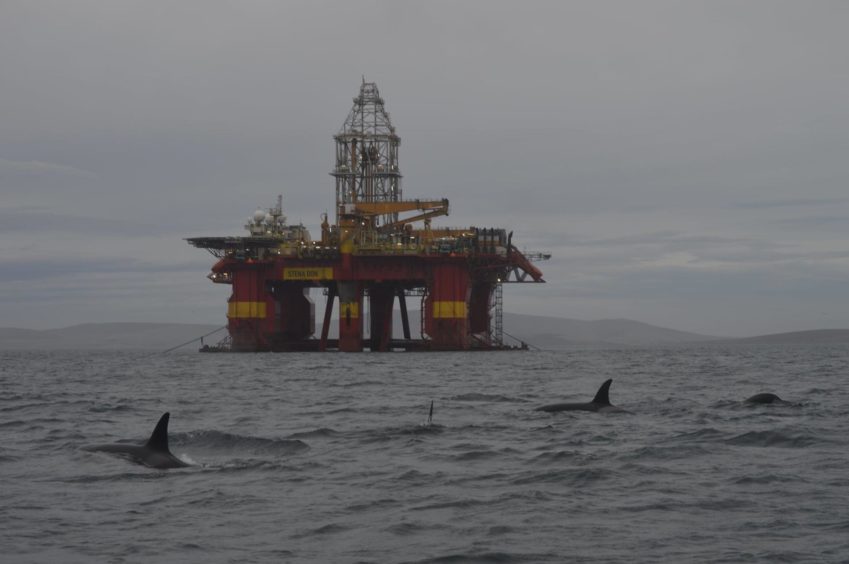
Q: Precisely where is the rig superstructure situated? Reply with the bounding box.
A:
[187,80,548,352]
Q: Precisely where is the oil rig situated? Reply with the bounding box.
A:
[187,80,548,352]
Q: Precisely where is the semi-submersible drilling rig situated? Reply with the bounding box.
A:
[187,81,548,352]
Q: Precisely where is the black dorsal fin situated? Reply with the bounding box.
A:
[146,412,171,452]
[591,379,613,405]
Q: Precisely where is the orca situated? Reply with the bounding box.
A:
[535,379,629,413]
[83,412,190,469]
[745,393,786,405]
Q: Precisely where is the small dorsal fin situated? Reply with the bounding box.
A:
[146,412,171,452]
[427,400,434,425]
[591,379,613,405]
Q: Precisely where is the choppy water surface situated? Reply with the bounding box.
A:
[2,345,849,563]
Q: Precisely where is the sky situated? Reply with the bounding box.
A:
[1,1,847,337]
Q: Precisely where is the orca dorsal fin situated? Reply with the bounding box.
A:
[146,412,171,452]
[591,379,613,405]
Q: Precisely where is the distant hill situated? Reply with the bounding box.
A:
[0,315,715,351]
[502,313,718,348]
[0,323,224,351]
[0,318,845,351]
[727,329,849,345]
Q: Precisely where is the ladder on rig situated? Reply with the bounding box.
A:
[492,282,503,347]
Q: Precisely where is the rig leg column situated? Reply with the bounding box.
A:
[397,288,411,340]
[337,282,363,352]
[319,284,337,352]
[227,266,272,351]
[272,284,315,350]
[468,281,495,347]
[369,284,395,352]
[425,261,471,350]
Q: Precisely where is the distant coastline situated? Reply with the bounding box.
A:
[0,323,224,351]
[1,316,846,351]
[718,329,849,345]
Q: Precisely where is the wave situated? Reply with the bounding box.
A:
[410,492,530,512]
[61,469,190,483]
[402,551,560,563]
[662,427,728,443]
[510,467,615,487]
[0,420,28,429]
[1,417,70,430]
[385,521,427,536]
[291,522,351,539]
[344,497,401,513]
[399,423,445,436]
[733,473,805,485]
[451,393,526,403]
[87,404,135,413]
[177,430,309,454]
[725,430,821,448]
[201,459,321,474]
[349,423,445,444]
[449,449,501,462]
[337,379,386,387]
[0,400,70,412]
[393,469,447,484]
[286,427,340,440]
[530,449,583,464]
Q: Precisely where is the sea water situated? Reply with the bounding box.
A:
[2,345,848,563]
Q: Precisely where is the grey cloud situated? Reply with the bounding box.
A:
[545,260,849,303]
[0,256,210,284]
[1,1,847,334]
[769,215,849,230]
[0,210,159,237]
[730,198,848,210]
[0,158,96,178]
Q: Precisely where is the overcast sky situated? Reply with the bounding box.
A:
[2,1,847,337]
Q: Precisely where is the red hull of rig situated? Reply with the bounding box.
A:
[188,81,547,352]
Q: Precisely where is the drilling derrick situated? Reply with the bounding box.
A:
[187,80,548,352]
[333,81,402,226]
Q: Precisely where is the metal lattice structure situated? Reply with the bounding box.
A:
[332,80,402,226]
[492,282,504,347]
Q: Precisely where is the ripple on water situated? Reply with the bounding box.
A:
[451,393,526,403]
[177,430,309,454]
[401,551,561,563]
[732,473,806,485]
[291,522,351,539]
[3,347,849,563]
[725,429,821,448]
[510,467,615,487]
[286,427,340,440]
